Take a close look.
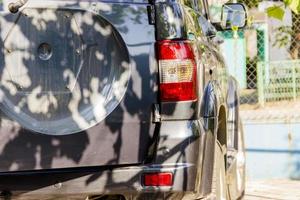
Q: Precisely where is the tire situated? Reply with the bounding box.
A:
[227,120,246,200]
[211,140,228,200]
[235,120,246,199]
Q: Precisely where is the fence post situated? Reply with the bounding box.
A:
[257,62,265,107]
[292,63,296,101]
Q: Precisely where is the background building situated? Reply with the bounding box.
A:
[216,0,300,181]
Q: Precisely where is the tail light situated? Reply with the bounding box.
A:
[142,172,173,186]
[157,40,197,102]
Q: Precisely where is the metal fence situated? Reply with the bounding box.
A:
[257,60,300,106]
[220,1,300,121]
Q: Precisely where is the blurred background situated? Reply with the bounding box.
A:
[209,0,300,187]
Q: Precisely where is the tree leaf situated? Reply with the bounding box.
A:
[284,0,293,6]
[290,0,300,14]
[266,6,285,20]
[284,0,300,14]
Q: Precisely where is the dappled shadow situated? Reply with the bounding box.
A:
[0,0,199,198]
[0,0,154,172]
[0,128,89,170]
[0,7,130,134]
[0,0,151,132]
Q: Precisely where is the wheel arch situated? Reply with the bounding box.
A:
[227,76,240,149]
[199,82,229,197]
[217,104,227,148]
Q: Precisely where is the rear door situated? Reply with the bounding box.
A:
[0,0,158,171]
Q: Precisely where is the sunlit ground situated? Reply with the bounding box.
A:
[245,179,300,200]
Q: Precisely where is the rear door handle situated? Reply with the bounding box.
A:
[8,0,28,13]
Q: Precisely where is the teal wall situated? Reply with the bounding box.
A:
[219,31,247,89]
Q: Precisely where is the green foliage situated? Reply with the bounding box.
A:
[284,0,293,5]
[284,0,300,14]
[266,6,285,20]
[239,0,299,20]
[263,0,300,21]
[272,26,293,48]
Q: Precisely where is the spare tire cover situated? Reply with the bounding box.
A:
[0,8,130,135]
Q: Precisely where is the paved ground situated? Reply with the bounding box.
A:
[240,97,300,122]
[245,179,300,200]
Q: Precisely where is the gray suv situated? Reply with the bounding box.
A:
[0,0,246,199]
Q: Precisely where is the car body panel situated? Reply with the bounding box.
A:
[0,0,245,199]
[0,0,158,171]
[0,120,206,199]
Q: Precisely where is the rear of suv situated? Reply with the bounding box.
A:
[0,0,246,199]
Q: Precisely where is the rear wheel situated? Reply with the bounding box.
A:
[227,120,246,200]
[211,121,245,200]
[224,119,246,200]
[211,140,228,200]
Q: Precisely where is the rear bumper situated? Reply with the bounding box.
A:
[0,164,196,200]
[0,120,209,200]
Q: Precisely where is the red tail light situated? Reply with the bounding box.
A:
[142,172,173,186]
[157,40,197,102]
